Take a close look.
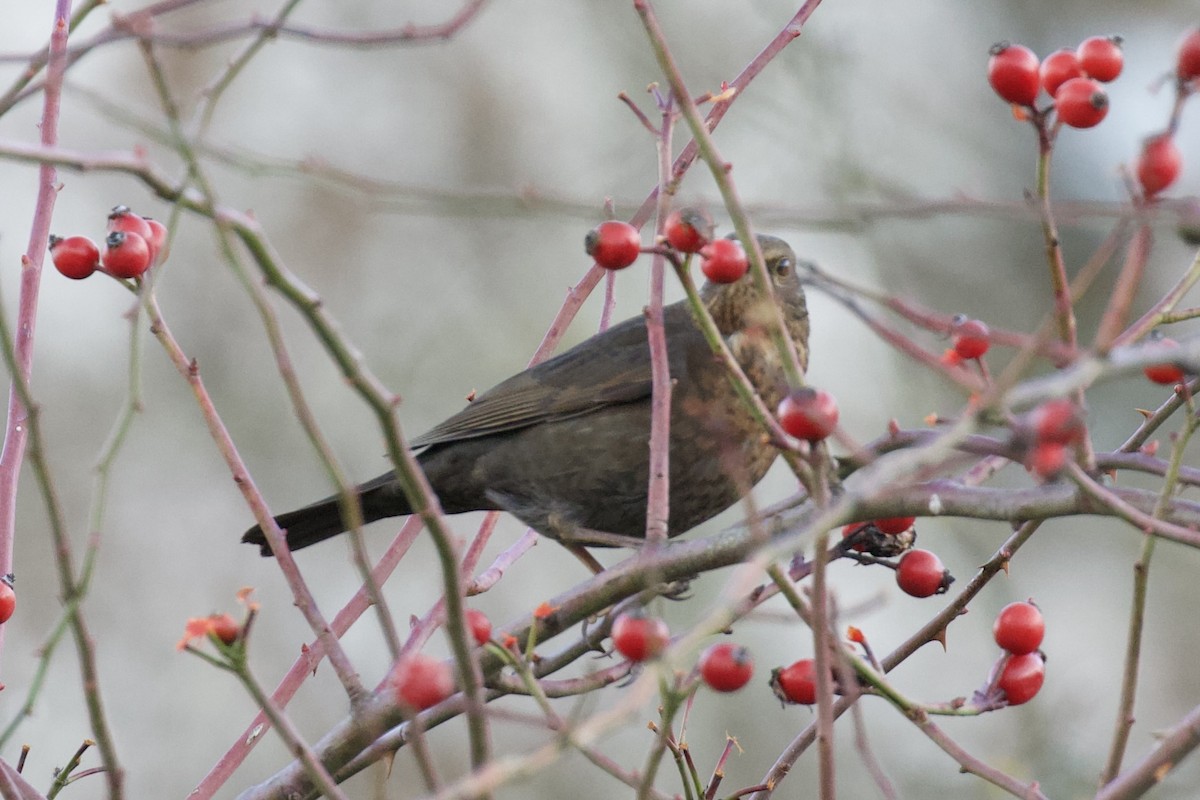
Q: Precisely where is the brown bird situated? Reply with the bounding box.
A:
[243,234,810,556]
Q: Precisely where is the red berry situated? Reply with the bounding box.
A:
[699,238,749,284]
[952,318,990,360]
[1054,77,1108,128]
[896,549,951,598]
[585,221,641,271]
[107,205,153,241]
[1144,337,1186,385]
[144,217,169,264]
[392,653,455,712]
[771,658,817,705]
[841,523,868,552]
[777,387,839,442]
[49,235,100,280]
[1030,399,1083,445]
[1077,35,1123,82]
[998,652,1045,706]
[988,43,1040,106]
[699,643,754,692]
[465,609,492,646]
[1144,362,1186,385]
[0,576,15,624]
[1177,28,1200,81]
[664,208,713,254]
[1029,441,1068,479]
[102,231,152,279]
[993,601,1045,655]
[611,612,670,662]
[873,516,916,535]
[1039,49,1084,97]
[1136,135,1183,198]
[1027,398,1084,448]
[208,613,240,645]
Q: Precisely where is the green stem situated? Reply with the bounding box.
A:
[1101,398,1198,783]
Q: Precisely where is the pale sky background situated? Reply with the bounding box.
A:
[0,1,1198,798]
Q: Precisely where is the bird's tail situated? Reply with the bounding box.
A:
[241,474,406,556]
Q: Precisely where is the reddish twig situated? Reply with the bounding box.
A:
[0,0,72,662]
[643,96,677,546]
[1093,224,1152,354]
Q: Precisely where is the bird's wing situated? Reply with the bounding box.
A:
[410,303,699,448]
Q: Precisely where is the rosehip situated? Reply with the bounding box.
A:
[465,609,492,646]
[771,658,817,705]
[1039,49,1083,97]
[107,205,153,241]
[49,235,100,280]
[1177,27,1200,81]
[1136,135,1183,198]
[1144,337,1186,385]
[585,221,641,270]
[1076,35,1123,82]
[1144,363,1186,385]
[392,653,455,711]
[1030,398,1083,445]
[0,576,14,624]
[102,231,152,279]
[873,516,916,535]
[896,549,951,598]
[998,652,1045,706]
[664,208,713,254]
[144,217,169,264]
[699,238,748,284]
[988,43,1040,106]
[993,601,1045,655]
[699,643,754,692]
[777,387,839,442]
[611,612,670,662]
[952,318,990,359]
[841,523,869,553]
[1029,442,1068,479]
[1054,77,1108,128]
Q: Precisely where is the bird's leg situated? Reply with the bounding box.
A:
[562,543,606,575]
[557,528,648,548]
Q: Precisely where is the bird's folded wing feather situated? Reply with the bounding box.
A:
[409,302,700,448]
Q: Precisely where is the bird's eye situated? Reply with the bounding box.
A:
[774,257,793,277]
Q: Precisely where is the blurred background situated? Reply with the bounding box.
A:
[1,0,1199,797]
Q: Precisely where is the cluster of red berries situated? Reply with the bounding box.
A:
[50,206,168,281]
[991,601,1046,706]
[610,610,755,692]
[987,36,1123,129]
[584,209,752,285]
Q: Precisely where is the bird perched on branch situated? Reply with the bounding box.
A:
[243,234,810,556]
